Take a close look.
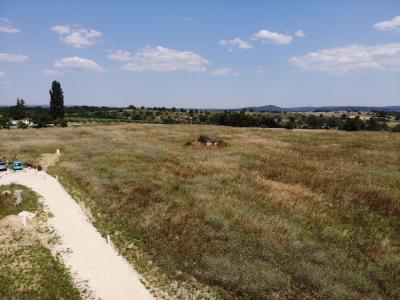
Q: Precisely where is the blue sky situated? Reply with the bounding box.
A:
[0,0,399,108]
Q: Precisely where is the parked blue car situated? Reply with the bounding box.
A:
[12,160,24,171]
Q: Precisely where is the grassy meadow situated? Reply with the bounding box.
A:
[0,184,82,300]
[0,124,399,299]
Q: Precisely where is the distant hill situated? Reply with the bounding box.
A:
[244,105,400,112]
[1,104,399,112]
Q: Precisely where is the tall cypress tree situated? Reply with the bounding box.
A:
[49,80,64,119]
[11,98,26,120]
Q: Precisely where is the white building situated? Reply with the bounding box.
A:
[10,119,34,127]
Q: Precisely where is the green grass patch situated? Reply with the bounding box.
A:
[0,241,82,300]
[0,184,82,300]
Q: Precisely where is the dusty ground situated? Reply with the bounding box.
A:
[0,184,82,299]
[0,169,154,300]
[39,152,60,171]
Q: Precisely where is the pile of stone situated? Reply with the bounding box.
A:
[197,135,223,146]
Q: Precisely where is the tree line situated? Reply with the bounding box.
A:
[66,106,400,132]
[1,86,399,132]
[0,81,66,129]
[209,111,397,131]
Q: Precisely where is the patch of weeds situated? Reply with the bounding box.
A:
[0,242,82,300]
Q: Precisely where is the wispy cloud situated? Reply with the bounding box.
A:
[0,17,20,33]
[219,38,253,51]
[107,50,133,62]
[0,52,29,63]
[43,56,105,75]
[289,43,400,74]
[211,67,240,76]
[295,30,306,38]
[0,70,11,84]
[253,29,293,45]
[51,25,70,35]
[41,69,62,76]
[255,67,266,75]
[374,16,400,31]
[51,24,102,48]
[108,46,209,72]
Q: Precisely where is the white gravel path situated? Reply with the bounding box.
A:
[0,169,154,300]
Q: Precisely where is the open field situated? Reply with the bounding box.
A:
[0,184,82,299]
[0,124,399,299]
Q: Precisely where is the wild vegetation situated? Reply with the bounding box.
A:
[0,184,82,299]
[1,102,400,131]
[0,124,398,299]
[64,106,400,131]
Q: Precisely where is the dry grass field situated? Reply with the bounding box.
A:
[0,124,399,299]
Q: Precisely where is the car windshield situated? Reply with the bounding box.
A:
[14,162,22,166]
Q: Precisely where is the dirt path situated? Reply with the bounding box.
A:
[0,169,154,300]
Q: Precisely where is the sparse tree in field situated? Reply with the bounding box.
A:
[392,124,400,132]
[305,115,323,129]
[10,98,26,120]
[0,114,11,129]
[340,117,365,131]
[365,117,388,131]
[327,116,341,128]
[49,81,64,119]
[123,111,131,119]
[17,121,28,129]
[32,110,53,128]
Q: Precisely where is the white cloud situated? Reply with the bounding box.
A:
[51,25,70,35]
[219,38,253,51]
[51,24,102,48]
[0,17,20,33]
[295,30,306,38]
[255,67,266,74]
[289,43,400,75]
[253,29,293,45]
[107,50,133,61]
[0,70,10,84]
[51,56,105,73]
[109,46,209,72]
[0,52,29,63]
[374,16,400,31]
[41,69,62,76]
[211,67,240,76]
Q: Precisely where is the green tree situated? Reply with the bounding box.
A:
[17,121,28,129]
[32,110,53,128]
[326,116,341,128]
[340,118,365,131]
[49,81,64,119]
[10,98,26,120]
[0,114,11,129]
[305,115,323,129]
[365,117,387,131]
[391,124,400,132]
[284,120,296,130]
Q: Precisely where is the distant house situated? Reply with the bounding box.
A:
[10,119,34,127]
